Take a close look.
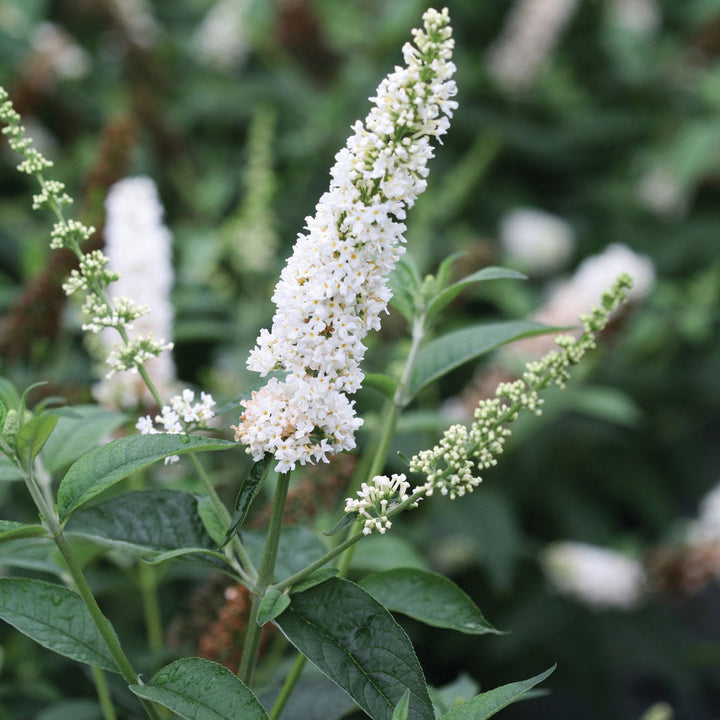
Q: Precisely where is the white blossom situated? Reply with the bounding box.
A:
[541,541,645,610]
[487,0,580,91]
[499,207,574,275]
[31,22,90,80]
[93,177,176,408]
[344,474,413,535]
[136,390,216,465]
[236,8,458,471]
[108,0,161,49]
[193,0,251,71]
[688,481,720,545]
[608,0,660,35]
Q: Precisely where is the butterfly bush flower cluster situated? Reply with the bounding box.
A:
[93,177,176,408]
[409,275,633,501]
[344,473,413,535]
[0,88,173,384]
[136,389,216,464]
[235,8,458,473]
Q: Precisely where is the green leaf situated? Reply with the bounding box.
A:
[289,568,338,594]
[65,489,218,558]
[351,535,428,572]
[261,676,357,720]
[36,700,103,720]
[407,320,556,401]
[392,690,411,720]
[142,547,232,567]
[429,675,480,717]
[244,526,327,582]
[41,405,127,474]
[130,657,269,720]
[16,414,58,470]
[0,538,60,574]
[324,511,357,537]
[439,667,555,720]
[0,577,118,672]
[197,495,227,546]
[18,381,47,426]
[427,267,527,321]
[57,434,236,520]
[364,374,399,400]
[359,568,500,635]
[389,258,422,323]
[257,588,290,625]
[275,577,435,720]
[0,520,46,542]
[0,378,20,410]
[221,455,272,547]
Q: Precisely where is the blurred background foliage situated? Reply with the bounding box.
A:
[0,0,719,719]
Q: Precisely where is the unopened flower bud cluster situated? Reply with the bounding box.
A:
[237,8,458,472]
[410,275,633,497]
[344,473,414,535]
[136,389,216,464]
[0,89,173,382]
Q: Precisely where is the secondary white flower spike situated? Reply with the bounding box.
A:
[235,8,458,472]
[93,176,176,408]
[541,541,645,610]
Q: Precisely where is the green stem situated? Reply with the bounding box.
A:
[91,667,118,720]
[138,562,163,653]
[272,529,365,593]
[238,471,291,685]
[128,472,163,654]
[19,468,162,720]
[188,453,257,582]
[270,654,307,720]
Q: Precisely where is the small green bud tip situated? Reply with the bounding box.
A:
[2,409,19,443]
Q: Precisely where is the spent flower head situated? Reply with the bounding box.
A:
[236,8,458,472]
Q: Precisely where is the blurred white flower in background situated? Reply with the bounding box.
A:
[608,0,661,36]
[499,207,574,275]
[541,541,646,610]
[637,166,687,219]
[108,0,161,49]
[487,0,580,91]
[93,177,176,408]
[31,22,90,80]
[193,0,252,71]
[688,481,720,544]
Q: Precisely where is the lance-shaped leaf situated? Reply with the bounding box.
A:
[257,588,291,625]
[130,657,269,720]
[16,414,58,470]
[392,690,411,720]
[364,374,399,401]
[426,267,526,322]
[41,405,127,474]
[65,489,218,560]
[221,455,272,547]
[0,520,46,542]
[57,434,236,520]
[0,577,118,672]
[438,667,555,720]
[360,568,500,635]
[275,577,434,720]
[407,320,557,401]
